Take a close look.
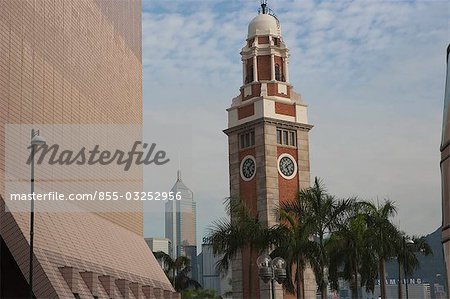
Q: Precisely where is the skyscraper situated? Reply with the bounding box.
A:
[145,237,171,256]
[224,2,316,298]
[200,238,232,298]
[441,43,450,293]
[0,0,177,298]
[165,171,197,259]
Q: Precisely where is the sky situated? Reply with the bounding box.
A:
[141,0,450,248]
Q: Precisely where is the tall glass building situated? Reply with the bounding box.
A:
[165,171,197,259]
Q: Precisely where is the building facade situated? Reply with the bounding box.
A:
[200,240,232,298]
[0,0,177,298]
[442,43,450,293]
[165,171,197,259]
[184,245,199,281]
[336,279,434,299]
[145,237,171,256]
[224,3,316,298]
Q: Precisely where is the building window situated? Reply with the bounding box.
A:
[240,131,255,149]
[275,63,281,81]
[276,128,296,147]
[246,63,254,84]
[273,37,280,46]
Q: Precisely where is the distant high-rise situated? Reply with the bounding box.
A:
[200,238,232,298]
[441,43,450,293]
[165,171,197,258]
[145,237,171,256]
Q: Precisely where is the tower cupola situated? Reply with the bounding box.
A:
[247,14,280,39]
[227,1,309,129]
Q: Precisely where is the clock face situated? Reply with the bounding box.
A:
[240,155,256,181]
[278,154,297,180]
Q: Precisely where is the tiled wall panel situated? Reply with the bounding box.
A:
[0,0,143,234]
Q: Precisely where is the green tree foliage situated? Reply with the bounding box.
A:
[207,178,432,299]
[153,251,201,292]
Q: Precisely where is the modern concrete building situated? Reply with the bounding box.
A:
[442,43,450,293]
[0,0,177,298]
[200,240,232,298]
[335,279,434,299]
[433,283,448,299]
[224,2,316,298]
[145,237,171,256]
[184,245,199,281]
[367,283,432,299]
[165,171,197,259]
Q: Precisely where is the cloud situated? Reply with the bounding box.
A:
[142,0,449,242]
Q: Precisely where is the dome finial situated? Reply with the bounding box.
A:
[261,0,268,14]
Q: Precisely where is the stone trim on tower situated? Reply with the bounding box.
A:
[225,2,317,298]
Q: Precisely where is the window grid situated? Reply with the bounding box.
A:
[276,128,296,147]
[239,131,255,149]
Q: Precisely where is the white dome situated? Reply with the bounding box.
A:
[247,14,280,39]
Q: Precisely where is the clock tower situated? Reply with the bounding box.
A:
[224,2,316,298]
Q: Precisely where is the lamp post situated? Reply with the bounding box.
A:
[29,129,45,299]
[404,238,414,299]
[257,254,287,299]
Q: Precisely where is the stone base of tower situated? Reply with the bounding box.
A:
[303,265,317,299]
[230,262,316,299]
[443,241,450,295]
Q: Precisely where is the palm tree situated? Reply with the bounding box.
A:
[295,178,353,299]
[363,200,399,299]
[328,207,378,299]
[153,251,201,292]
[395,234,432,299]
[271,207,317,299]
[208,197,279,298]
[181,288,216,299]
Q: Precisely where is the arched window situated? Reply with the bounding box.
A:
[275,63,281,81]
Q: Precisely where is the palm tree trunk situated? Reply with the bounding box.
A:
[321,284,327,299]
[351,267,358,299]
[248,246,253,299]
[172,268,176,289]
[296,256,304,299]
[321,268,327,299]
[398,260,403,299]
[379,259,387,299]
[299,266,305,299]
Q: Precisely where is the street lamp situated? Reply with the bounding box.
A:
[29,129,45,299]
[257,254,287,299]
[404,238,414,299]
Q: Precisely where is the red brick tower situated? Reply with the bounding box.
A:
[224,2,316,298]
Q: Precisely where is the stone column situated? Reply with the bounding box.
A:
[172,292,182,299]
[284,57,289,83]
[153,288,164,299]
[253,55,258,82]
[115,279,130,298]
[141,285,153,299]
[129,282,142,299]
[243,60,246,84]
[270,54,275,81]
